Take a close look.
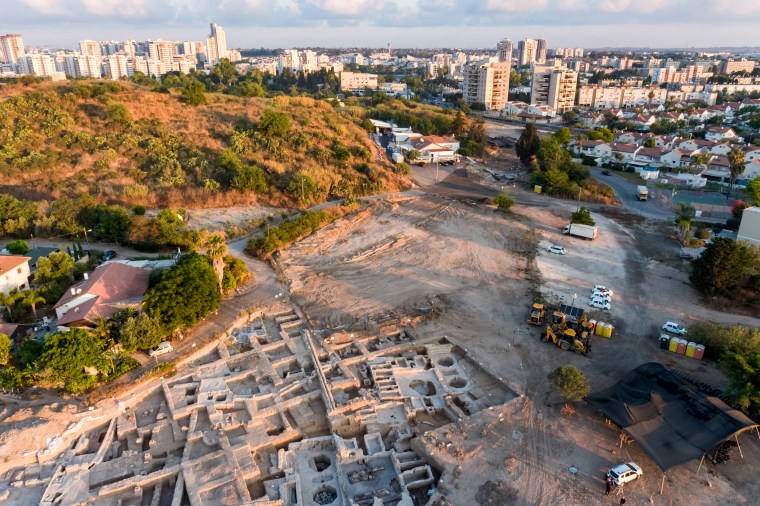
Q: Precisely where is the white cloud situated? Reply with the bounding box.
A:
[302,0,373,17]
[81,0,148,17]
[22,0,72,16]
[482,0,547,12]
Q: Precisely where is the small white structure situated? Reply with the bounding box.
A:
[0,255,31,294]
[738,207,760,247]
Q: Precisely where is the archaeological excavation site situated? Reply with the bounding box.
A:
[13,304,516,506]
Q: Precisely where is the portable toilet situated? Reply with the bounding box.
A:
[604,324,613,338]
[534,185,542,194]
[694,344,705,361]
[595,322,605,336]
[659,335,670,350]
[676,339,688,355]
[686,342,697,358]
[669,337,679,353]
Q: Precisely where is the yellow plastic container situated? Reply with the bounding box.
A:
[686,342,696,358]
[669,337,679,353]
[534,185,542,193]
[603,324,613,338]
[595,321,605,336]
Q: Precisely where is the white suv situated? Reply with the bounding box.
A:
[591,285,613,296]
[149,341,174,357]
[589,299,611,310]
[607,462,642,486]
[662,322,687,335]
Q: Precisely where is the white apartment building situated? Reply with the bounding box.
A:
[463,60,511,110]
[720,59,756,75]
[578,85,669,109]
[78,55,102,78]
[340,71,378,91]
[207,23,228,66]
[123,40,136,57]
[517,38,538,67]
[18,54,65,81]
[106,54,129,80]
[79,40,101,57]
[531,61,578,113]
[652,65,705,84]
[134,57,167,78]
[148,40,176,67]
[536,37,548,64]
[0,34,25,64]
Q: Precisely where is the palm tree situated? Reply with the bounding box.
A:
[19,289,46,318]
[205,234,228,290]
[0,289,22,323]
[727,148,746,198]
[677,217,695,244]
[691,152,712,175]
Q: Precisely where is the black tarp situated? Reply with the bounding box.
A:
[585,362,759,471]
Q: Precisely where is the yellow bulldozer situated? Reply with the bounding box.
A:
[528,303,546,326]
[542,326,591,356]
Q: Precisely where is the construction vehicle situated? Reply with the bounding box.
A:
[542,326,591,356]
[528,303,546,326]
[637,185,649,201]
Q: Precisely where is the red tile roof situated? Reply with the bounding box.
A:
[0,255,31,275]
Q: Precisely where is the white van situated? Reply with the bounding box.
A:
[149,341,173,357]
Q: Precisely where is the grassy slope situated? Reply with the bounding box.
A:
[0,81,405,209]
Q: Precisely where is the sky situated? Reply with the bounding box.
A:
[5,0,760,50]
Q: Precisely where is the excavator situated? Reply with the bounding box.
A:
[527,303,546,326]
[542,325,591,356]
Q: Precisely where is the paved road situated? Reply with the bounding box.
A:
[588,168,675,221]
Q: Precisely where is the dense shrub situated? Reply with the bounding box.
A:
[245,210,335,259]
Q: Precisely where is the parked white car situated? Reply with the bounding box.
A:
[589,299,611,310]
[149,341,174,357]
[607,462,643,486]
[545,245,567,255]
[591,291,612,302]
[591,285,614,296]
[662,322,687,335]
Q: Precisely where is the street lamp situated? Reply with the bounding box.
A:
[83,228,92,247]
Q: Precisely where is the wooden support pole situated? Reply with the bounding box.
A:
[660,473,666,495]
[697,454,705,474]
[735,434,743,459]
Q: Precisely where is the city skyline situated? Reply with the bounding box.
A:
[5,0,760,49]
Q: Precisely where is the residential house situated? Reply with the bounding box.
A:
[686,108,716,122]
[502,101,529,116]
[629,115,656,130]
[742,146,760,162]
[0,322,33,341]
[661,149,698,170]
[705,127,738,142]
[739,98,760,109]
[0,255,30,295]
[614,131,654,145]
[610,142,641,162]
[704,155,730,180]
[54,262,149,328]
[740,160,760,181]
[653,135,681,149]
[409,136,461,163]
[656,111,684,122]
[677,138,717,153]
[634,147,668,165]
[578,112,606,129]
[524,104,556,117]
[709,143,733,156]
[573,140,613,159]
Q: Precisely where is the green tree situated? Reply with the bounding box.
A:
[493,192,516,211]
[40,328,106,393]
[0,333,11,365]
[748,176,760,206]
[586,127,614,143]
[690,237,760,296]
[18,288,46,318]
[211,58,239,86]
[231,164,268,193]
[119,312,166,352]
[287,172,320,205]
[34,251,75,287]
[0,290,22,322]
[571,207,596,226]
[548,365,590,408]
[552,127,571,146]
[451,110,469,136]
[258,109,290,137]
[6,239,29,254]
[643,138,657,148]
[105,104,133,125]
[727,147,746,198]
[182,80,207,106]
[87,205,131,242]
[205,234,228,289]
[562,110,577,123]
[222,255,250,294]
[144,253,221,332]
[18,339,43,366]
[516,124,541,164]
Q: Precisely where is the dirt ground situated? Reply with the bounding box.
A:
[281,193,760,505]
